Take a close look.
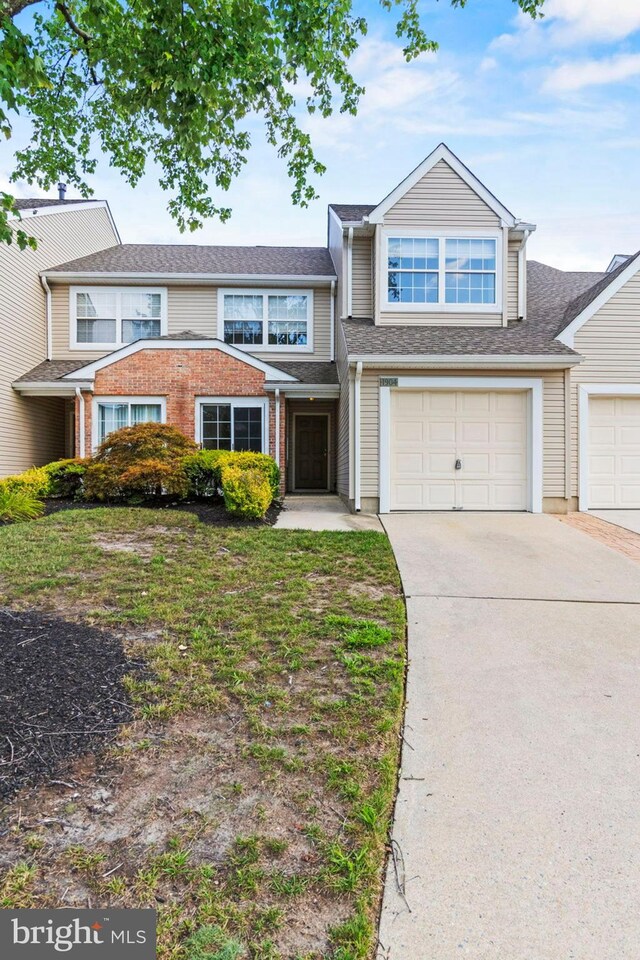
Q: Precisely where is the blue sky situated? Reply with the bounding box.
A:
[2,0,640,270]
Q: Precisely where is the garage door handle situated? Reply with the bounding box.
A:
[455,459,462,470]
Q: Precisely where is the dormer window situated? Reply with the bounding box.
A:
[385,233,500,312]
[71,287,167,349]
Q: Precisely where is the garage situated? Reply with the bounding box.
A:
[389,389,529,511]
[588,396,640,508]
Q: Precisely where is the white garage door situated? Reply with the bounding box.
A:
[589,396,640,508]
[390,390,529,511]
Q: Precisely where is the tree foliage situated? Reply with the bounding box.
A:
[0,0,546,247]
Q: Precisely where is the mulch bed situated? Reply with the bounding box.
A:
[0,609,140,803]
[43,497,282,526]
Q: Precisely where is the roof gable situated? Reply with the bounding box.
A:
[366,143,516,227]
[556,250,640,347]
[60,335,299,382]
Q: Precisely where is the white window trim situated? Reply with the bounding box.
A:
[577,383,640,511]
[92,396,166,452]
[217,288,314,353]
[378,376,543,514]
[380,228,503,314]
[195,396,269,454]
[70,286,168,350]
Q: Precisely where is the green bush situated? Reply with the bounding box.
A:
[94,422,197,469]
[0,484,44,523]
[83,463,122,501]
[183,449,280,500]
[0,466,50,499]
[42,458,89,498]
[220,464,273,519]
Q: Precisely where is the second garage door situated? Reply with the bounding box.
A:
[588,396,640,508]
[390,390,529,511]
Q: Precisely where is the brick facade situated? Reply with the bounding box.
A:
[74,347,286,490]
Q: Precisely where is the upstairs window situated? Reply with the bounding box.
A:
[71,287,166,348]
[220,289,312,350]
[386,236,499,310]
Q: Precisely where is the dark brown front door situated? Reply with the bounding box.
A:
[294,415,329,490]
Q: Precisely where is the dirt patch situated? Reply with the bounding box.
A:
[0,609,141,801]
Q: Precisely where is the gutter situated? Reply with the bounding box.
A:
[75,387,86,458]
[344,354,582,369]
[40,274,52,360]
[274,388,280,468]
[264,382,339,397]
[346,227,353,318]
[354,360,362,512]
[41,271,338,285]
[12,380,93,396]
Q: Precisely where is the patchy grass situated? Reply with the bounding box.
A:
[0,508,405,960]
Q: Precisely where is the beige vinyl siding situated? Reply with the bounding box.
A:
[377,161,504,326]
[336,323,351,497]
[351,236,372,318]
[359,368,566,501]
[507,239,520,321]
[569,271,640,493]
[384,160,501,228]
[51,283,333,363]
[0,206,117,475]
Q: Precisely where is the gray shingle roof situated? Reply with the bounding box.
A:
[48,244,337,277]
[329,204,376,224]
[560,251,640,331]
[14,341,338,386]
[13,199,99,210]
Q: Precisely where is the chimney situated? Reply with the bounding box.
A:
[57,182,67,201]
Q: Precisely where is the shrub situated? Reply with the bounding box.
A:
[84,423,197,502]
[0,466,50,499]
[42,458,89,499]
[93,422,197,469]
[183,449,280,500]
[220,464,273,519]
[0,485,44,523]
[119,459,190,499]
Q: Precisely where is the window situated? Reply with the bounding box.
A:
[94,398,164,447]
[220,290,312,350]
[72,287,166,348]
[386,236,499,310]
[197,398,267,453]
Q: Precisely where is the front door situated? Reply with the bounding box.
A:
[294,415,329,490]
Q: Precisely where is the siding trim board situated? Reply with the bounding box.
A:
[378,376,544,514]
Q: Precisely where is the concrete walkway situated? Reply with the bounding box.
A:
[273,495,384,532]
[379,513,640,960]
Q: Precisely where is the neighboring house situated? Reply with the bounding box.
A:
[9,143,640,512]
[0,198,120,475]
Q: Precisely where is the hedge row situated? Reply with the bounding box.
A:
[0,424,281,523]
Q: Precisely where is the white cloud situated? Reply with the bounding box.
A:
[543,52,640,92]
[492,0,640,54]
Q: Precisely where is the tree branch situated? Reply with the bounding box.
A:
[2,0,41,17]
[54,1,92,43]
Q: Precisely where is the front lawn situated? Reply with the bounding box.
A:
[0,508,405,960]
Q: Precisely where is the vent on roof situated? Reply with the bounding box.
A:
[57,183,67,201]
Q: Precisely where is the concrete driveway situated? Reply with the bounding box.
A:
[378,514,640,960]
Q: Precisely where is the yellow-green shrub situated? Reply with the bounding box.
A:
[220,464,273,519]
[0,485,44,523]
[0,466,50,498]
[42,458,89,498]
[183,449,280,499]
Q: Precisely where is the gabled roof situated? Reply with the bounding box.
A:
[329,204,377,225]
[46,244,336,279]
[556,250,640,347]
[366,143,517,227]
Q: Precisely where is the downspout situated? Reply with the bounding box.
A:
[75,387,86,459]
[354,360,362,511]
[501,224,509,327]
[346,227,354,318]
[517,229,531,320]
[274,388,280,469]
[40,275,52,360]
[329,280,336,361]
